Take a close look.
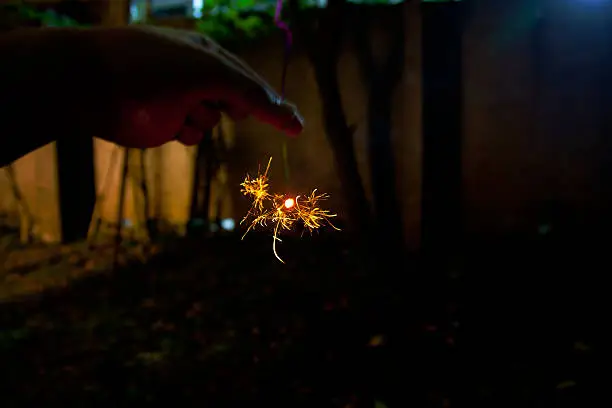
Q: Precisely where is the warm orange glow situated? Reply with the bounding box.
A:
[240,157,272,212]
[240,157,340,263]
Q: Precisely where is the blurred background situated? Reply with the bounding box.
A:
[0,0,609,407]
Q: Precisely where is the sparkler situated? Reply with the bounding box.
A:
[240,157,340,263]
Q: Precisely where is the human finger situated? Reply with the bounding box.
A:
[106,27,304,136]
[170,30,304,135]
[197,86,304,136]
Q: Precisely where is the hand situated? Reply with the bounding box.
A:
[0,26,303,166]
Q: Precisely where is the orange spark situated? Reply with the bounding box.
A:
[240,157,340,263]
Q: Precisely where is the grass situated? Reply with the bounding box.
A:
[0,230,602,407]
[0,238,157,303]
[0,232,399,407]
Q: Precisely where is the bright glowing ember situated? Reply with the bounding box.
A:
[240,157,340,263]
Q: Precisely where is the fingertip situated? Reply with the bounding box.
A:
[252,100,304,137]
[283,114,304,137]
[197,85,303,136]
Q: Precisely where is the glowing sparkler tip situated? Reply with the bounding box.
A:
[241,157,340,263]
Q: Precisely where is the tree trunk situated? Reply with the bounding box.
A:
[189,143,203,221]
[189,129,214,234]
[113,148,130,268]
[311,61,373,235]
[4,165,34,243]
[289,0,372,237]
[354,5,405,249]
[201,130,215,227]
[139,149,157,240]
[153,148,163,222]
[56,135,97,244]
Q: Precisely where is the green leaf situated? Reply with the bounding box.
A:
[194,0,409,43]
[11,4,82,27]
[196,19,220,34]
[202,1,216,12]
[235,15,264,35]
[235,0,257,9]
[224,8,239,21]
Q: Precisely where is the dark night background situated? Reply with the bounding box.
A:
[0,0,609,407]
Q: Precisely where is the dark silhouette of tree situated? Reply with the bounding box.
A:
[139,149,156,239]
[288,0,374,239]
[191,0,409,246]
[114,148,130,267]
[4,165,35,243]
[353,3,405,248]
[189,130,215,234]
[3,1,99,244]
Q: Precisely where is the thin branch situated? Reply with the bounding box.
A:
[201,129,214,227]
[113,148,130,270]
[90,145,121,243]
[4,164,34,242]
[139,149,153,239]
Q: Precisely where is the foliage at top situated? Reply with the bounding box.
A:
[2,0,456,41]
[2,0,419,43]
[0,3,82,29]
[191,0,406,44]
[193,0,277,43]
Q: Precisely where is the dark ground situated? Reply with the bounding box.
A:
[0,228,603,408]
